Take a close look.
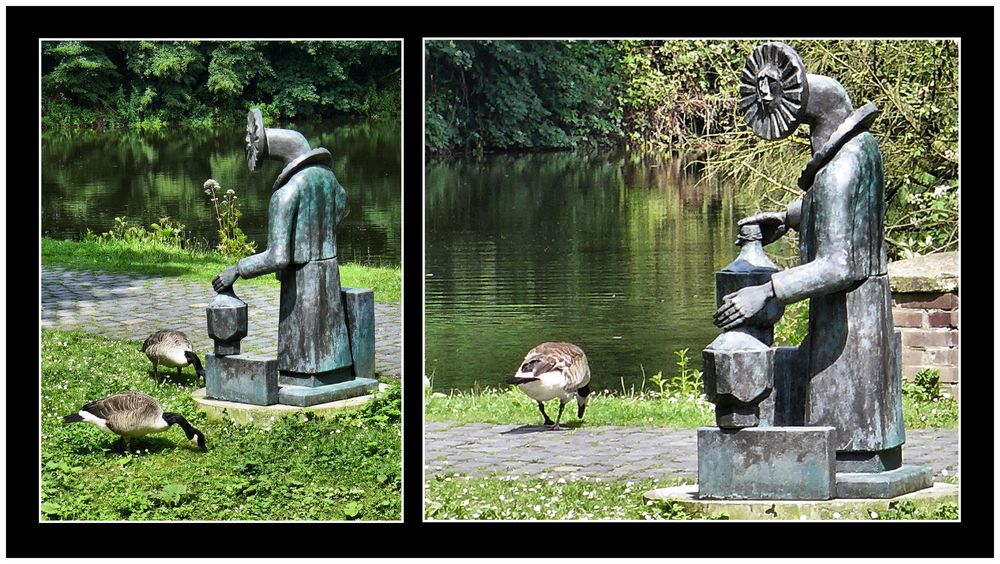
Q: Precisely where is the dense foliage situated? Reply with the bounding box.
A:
[425,40,621,154]
[42,40,400,129]
[425,39,958,259]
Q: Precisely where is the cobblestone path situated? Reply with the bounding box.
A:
[41,266,401,376]
[425,422,959,482]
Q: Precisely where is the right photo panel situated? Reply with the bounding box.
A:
[423,39,959,521]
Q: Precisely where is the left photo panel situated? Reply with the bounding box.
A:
[40,39,402,521]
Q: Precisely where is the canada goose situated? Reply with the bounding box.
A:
[141,330,205,380]
[62,391,206,452]
[505,342,592,430]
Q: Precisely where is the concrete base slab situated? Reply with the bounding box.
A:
[643,482,958,520]
[205,353,278,406]
[836,465,933,498]
[698,426,836,500]
[278,377,379,407]
[192,385,383,426]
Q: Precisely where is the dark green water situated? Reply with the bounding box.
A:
[425,152,749,393]
[41,118,401,266]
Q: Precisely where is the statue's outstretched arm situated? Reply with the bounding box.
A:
[238,186,296,278]
[212,185,296,293]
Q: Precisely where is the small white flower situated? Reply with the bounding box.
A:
[833,512,841,519]
[870,511,879,519]
[941,469,949,476]
[533,505,541,512]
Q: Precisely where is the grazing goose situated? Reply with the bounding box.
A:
[141,330,205,380]
[505,342,592,430]
[62,391,206,452]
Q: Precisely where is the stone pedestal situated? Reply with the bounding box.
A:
[835,465,934,499]
[698,426,836,500]
[205,353,279,406]
[343,288,375,379]
[278,377,379,407]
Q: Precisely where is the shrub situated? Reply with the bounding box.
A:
[203,179,257,259]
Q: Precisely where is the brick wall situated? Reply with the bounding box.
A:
[888,252,960,400]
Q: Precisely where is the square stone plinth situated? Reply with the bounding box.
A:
[836,465,934,499]
[278,377,379,407]
[698,426,836,500]
[205,353,279,406]
[343,288,375,379]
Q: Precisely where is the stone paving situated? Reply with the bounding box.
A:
[425,422,960,482]
[41,266,401,376]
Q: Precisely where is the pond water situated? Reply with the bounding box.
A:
[41,118,401,266]
[425,151,754,393]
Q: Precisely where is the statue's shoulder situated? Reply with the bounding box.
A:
[829,131,881,170]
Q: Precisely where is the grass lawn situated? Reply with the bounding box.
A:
[41,329,400,521]
[425,386,714,428]
[41,237,401,303]
[424,384,958,429]
[425,473,958,521]
[425,474,695,520]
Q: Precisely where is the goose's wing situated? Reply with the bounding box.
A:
[142,330,192,352]
[520,342,589,391]
[141,330,166,352]
[82,391,158,420]
[560,345,591,392]
[169,330,194,349]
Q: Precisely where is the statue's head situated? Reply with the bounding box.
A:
[245,108,268,172]
[740,42,809,140]
[245,108,312,171]
[739,42,855,142]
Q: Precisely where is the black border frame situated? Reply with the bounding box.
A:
[12,5,992,558]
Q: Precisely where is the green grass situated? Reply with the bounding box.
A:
[425,386,715,428]
[425,384,958,430]
[41,237,401,303]
[41,329,400,521]
[903,395,958,429]
[425,473,957,521]
[425,473,696,520]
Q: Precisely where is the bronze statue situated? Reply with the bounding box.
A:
[213,109,353,378]
[699,43,930,500]
[204,109,376,409]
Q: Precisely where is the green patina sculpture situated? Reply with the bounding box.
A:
[214,109,353,377]
[700,43,931,500]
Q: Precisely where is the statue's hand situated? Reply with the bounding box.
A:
[713,282,775,331]
[212,266,239,293]
[738,211,788,245]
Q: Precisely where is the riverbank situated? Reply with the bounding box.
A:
[424,384,958,430]
[42,237,401,303]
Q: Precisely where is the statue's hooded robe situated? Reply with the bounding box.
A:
[236,149,353,376]
[770,105,905,454]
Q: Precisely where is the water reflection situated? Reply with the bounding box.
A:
[41,118,401,266]
[425,151,745,392]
